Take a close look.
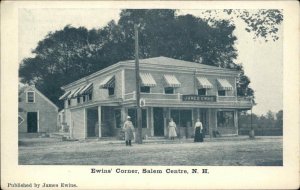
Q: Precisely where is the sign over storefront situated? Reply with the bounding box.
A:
[182,95,216,102]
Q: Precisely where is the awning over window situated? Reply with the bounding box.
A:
[73,85,87,97]
[59,90,71,100]
[67,87,81,99]
[99,75,115,88]
[79,83,93,95]
[140,73,157,87]
[217,78,233,90]
[196,77,213,89]
[163,74,181,87]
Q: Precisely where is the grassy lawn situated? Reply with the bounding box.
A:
[19,136,282,166]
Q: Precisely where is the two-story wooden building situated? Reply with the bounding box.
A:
[59,57,252,140]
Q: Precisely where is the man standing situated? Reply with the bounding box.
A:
[123,116,135,146]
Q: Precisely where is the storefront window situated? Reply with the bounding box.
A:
[115,109,121,128]
[170,110,192,127]
[164,87,174,94]
[128,108,147,128]
[198,88,206,96]
[218,90,226,96]
[140,86,150,93]
[217,111,234,128]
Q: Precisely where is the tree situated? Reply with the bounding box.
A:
[19,9,282,107]
[275,110,283,128]
[200,9,283,42]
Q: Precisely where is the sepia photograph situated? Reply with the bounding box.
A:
[1,1,299,189]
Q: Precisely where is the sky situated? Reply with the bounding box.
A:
[18,9,283,116]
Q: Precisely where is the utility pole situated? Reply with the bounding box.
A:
[134,24,142,144]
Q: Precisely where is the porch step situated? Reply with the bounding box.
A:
[49,132,70,139]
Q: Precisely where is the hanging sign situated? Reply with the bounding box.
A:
[182,95,216,102]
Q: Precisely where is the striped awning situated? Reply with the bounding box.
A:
[140,73,157,87]
[79,83,93,95]
[67,88,80,99]
[59,90,71,100]
[163,74,181,87]
[72,85,87,97]
[99,75,115,88]
[196,77,213,89]
[217,78,233,90]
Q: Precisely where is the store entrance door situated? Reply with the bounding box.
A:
[153,107,164,136]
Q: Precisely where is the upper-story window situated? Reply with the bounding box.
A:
[108,87,115,96]
[216,78,233,97]
[140,86,150,93]
[163,75,181,94]
[88,93,93,101]
[139,73,156,94]
[164,87,174,94]
[198,88,207,96]
[196,77,212,96]
[27,91,35,103]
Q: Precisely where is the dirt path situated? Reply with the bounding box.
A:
[19,136,282,166]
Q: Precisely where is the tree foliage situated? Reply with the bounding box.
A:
[201,9,283,42]
[19,9,282,107]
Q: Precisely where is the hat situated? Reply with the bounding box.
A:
[127,116,131,119]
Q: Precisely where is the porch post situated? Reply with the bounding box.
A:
[149,107,154,137]
[208,108,217,138]
[98,106,102,138]
[120,107,126,127]
[234,110,238,135]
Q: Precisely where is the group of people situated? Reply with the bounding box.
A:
[122,116,204,146]
[168,118,204,142]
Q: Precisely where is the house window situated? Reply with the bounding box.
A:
[68,99,71,106]
[27,91,35,103]
[218,90,226,96]
[217,111,234,128]
[140,86,150,93]
[164,87,174,94]
[77,97,81,104]
[88,93,93,101]
[108,87,115,96]
[198,89,206,96]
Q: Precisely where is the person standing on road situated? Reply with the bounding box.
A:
[123,116,135,146]
[168,118,177,140]
[194,118,203,142]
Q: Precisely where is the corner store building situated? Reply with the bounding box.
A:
[59,57,252,139]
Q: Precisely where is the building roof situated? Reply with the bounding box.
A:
[121,56,234,71]
[62,56,238,90]
[19,84,59,111]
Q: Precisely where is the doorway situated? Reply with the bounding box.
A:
[199,109,208,135]
[153,107,164,136]
[87,107,99,137]
[27,112,38,133]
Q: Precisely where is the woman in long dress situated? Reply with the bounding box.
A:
[194,118,203,142]
[123,116,135,146]
[168,118,177,140]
